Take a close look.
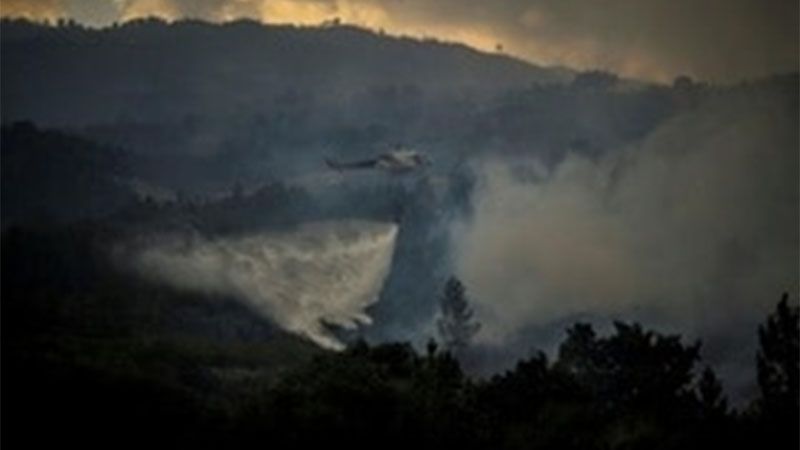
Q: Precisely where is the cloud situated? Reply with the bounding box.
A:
[370,0,799,81]
[454,80,798,386]
[116,0,179,21]
[2,0,796,81]
[511,0,799,82]
[1,0,64,21]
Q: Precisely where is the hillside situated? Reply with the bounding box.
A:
[1,18,571,126]
[0,121,137,227]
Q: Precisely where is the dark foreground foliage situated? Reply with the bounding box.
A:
[2,226,798,450]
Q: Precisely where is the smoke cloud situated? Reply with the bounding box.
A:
[132,220,398,350]
[455,82,798,392]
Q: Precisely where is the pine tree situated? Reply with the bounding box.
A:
[436,277,480,354]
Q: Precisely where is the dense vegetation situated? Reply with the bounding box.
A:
[2,220,797,449]
[2,119,797,449]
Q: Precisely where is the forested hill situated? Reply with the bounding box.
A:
[1,18,571,126]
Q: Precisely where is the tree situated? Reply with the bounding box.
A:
[556,322,700,413]
[571,70,619,90]
[672,75,695,90]
[556,322,603,387]
[697,366,728,419]
[436,277,480,354]
[756,293,799,421]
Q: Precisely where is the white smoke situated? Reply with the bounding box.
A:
[455,82,798,374]
[132,220,398,350]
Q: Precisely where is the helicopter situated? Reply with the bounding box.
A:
[326,147,429,174]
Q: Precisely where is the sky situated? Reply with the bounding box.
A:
[1,0,797,82]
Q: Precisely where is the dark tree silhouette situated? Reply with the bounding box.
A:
[483,350,602,450]
[571,70,619,90]
[556,322,700,415]
[756,293,799,422]
[436,277,481,354]
[556,322,603,389]
[697,366,728,418]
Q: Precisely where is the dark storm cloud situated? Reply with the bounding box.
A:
[3,0,796,81]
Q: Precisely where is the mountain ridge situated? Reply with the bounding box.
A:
[1,18,573,126]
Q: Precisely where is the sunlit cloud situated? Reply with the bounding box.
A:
[256,0,387,27]
[117,0,178,22]
[1,0,64,21]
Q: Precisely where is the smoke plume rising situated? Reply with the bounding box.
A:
[132,220,398,350]
[455,81,798,394]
